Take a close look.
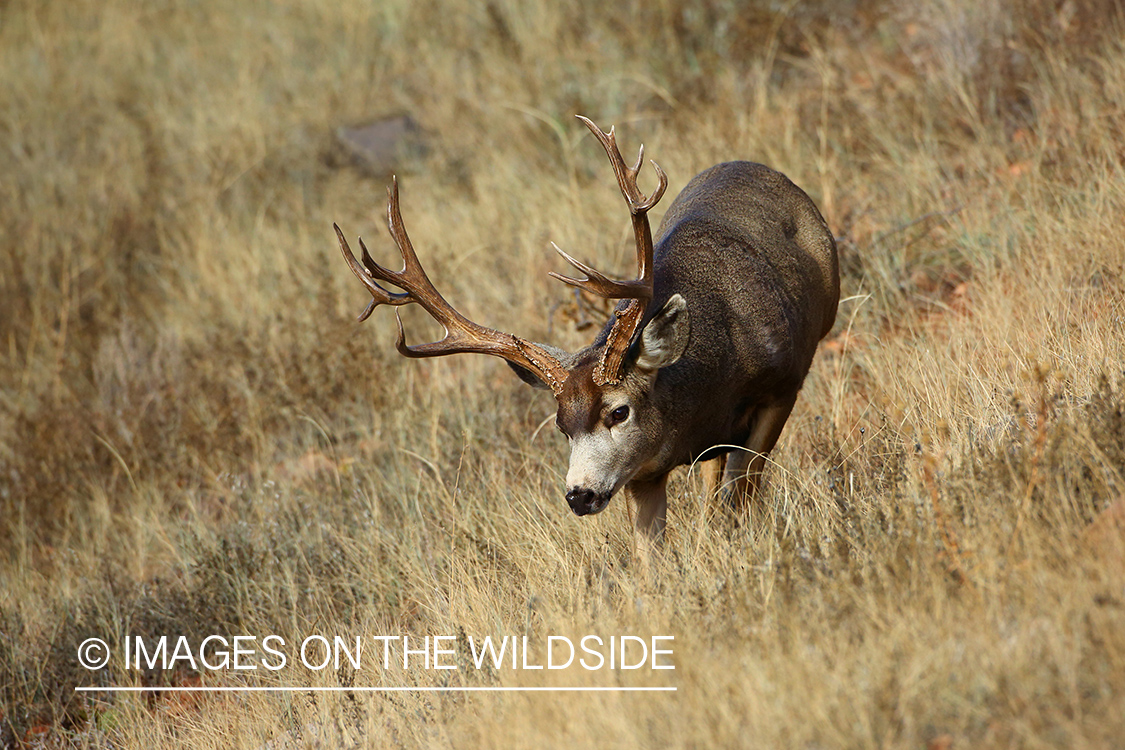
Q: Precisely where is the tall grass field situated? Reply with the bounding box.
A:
[2,0,1124,747]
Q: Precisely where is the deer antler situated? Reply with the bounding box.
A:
[336,177,570,396]
[550,115,668,386]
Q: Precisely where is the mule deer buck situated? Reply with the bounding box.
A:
[334,116,839,555]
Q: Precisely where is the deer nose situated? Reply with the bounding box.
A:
[566,487,607,516]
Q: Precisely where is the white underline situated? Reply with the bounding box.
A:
[75,686,676,693]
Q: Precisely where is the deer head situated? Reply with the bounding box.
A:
[334,116,683,518]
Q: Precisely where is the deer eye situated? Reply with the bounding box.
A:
[607,405,630,426]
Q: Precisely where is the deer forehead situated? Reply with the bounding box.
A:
[555,365,642,436]
[556,371,604,436]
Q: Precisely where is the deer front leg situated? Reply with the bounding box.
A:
[625,474,669,566]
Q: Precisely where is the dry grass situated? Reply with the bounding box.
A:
[2,0,1125,747]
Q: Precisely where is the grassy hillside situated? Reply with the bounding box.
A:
[2,0,1124,746]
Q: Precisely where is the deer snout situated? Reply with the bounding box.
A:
[566,487,610,516]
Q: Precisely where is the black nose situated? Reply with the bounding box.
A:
[566,488,601,516]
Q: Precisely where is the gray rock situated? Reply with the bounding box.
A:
[334,114,428,177]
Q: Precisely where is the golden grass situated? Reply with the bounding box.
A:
[2,0,1124,747]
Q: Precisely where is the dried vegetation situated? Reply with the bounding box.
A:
[2,0,1124,747]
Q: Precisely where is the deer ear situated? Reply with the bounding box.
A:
[508,362,551,389]
[634,294,690,373]
[507,344,577,390]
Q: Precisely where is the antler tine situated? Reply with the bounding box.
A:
[383,176,429,286]
[576,115,668,214]
[335,177,571,395]
[334,224,412,316]
[548,242,651,299]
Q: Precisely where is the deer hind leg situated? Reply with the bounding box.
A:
[700,455,727,500]
[625,474,669,569]
[723,392,799,512]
